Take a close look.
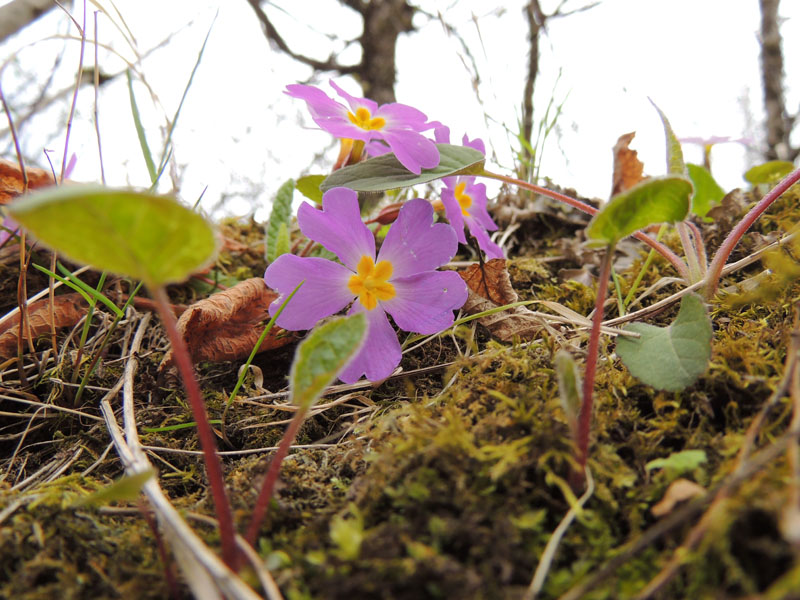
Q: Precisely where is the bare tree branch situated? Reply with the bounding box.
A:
[245,0,416,104]
[244,0,358,75]
[0,0,56,44]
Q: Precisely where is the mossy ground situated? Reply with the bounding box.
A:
[3,187,800,599]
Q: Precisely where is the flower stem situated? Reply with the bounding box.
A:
[705,166,800,299]
[576,247,614,475]
[151,285,238,570]
[480,169,690,280]
[245,406,307,547]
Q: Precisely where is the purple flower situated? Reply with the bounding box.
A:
[264,187,468,383]
[435,127,504,260]
[285,80,440,174]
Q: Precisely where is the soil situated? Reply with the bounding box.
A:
[2,184,800,599]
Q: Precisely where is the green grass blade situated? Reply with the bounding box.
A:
[126,69,157,184]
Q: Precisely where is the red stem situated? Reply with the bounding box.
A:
[576,249,613,473]
[151,286,238,570]
[245,407,307,547]
[481,170,690,280]
[705,166,800,298]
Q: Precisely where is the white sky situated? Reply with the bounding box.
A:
[0,0,797,220]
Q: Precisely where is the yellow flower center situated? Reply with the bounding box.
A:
[454,181,473,216]
[348,255,395,310]
[348,107,386,131]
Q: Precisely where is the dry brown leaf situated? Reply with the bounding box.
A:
[0,293,87,358]
[651,478,705,517]
[611,132,646,197]
[0,158,58,205]
[458,259,543,341]
[159,277,296,371]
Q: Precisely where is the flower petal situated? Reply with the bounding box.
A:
[264,255,353,330]
[461,133,486,154]
[439,187,467,245]
[338,306,401,383]
[286,83,372,140]
[464,218,504,259]
[329,80,379,116]
[378,198,458,277]
[380,129,440,174]
[297,188,376,271]
[382,271,468,334]
[377,102,432,131]
[464,182,497,232]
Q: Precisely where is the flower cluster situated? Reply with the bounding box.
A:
[265,187,467,383]
[270,81,506,382]
[286,80,439,175]
[435,126,504,260]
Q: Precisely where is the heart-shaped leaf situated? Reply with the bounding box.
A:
[586,176,692,247]
[320,143,485,192]
[616,293,712,392]
[687,163,725,218]
[291,313,366,410]
[9,184,217,287]
[744,160,795,185]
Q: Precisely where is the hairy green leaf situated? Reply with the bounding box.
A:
[291,313,367,410]
[616,293,712,392]
[320,143,485,192]
[687,163,725,218]
[744,160,795,185]
[586,176,692,247]
[652,101,687,176]
[296,174,326,203]
[9,185,218,287]
[266,179,294,263]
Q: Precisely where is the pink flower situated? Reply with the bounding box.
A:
[435,127,504,260]
[285,80,440,174]
[264,187,468,383]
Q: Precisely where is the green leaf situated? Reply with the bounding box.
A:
[616,293,712,392]
[687,163,725,218]
[320,143,485,192]
[651,101,687,176]
[744,160,795,185]
[554,350,581,431]
[290,313,367,410]
[126,70,157,184]
[296,174,326,203]
[9,185,218,287]
[266,179,294,263]
[586,176,692,247]
[646,449,707,477]
[76,469,154,507]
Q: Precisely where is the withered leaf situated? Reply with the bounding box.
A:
[160,277,296,370]
[611,132,646,198]
[651,478,705,517]
[0,158,57,205]
[0,293,87,358]
[458,259,542,341]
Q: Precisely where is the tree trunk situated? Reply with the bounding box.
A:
[521,1,545,179]
[759,0,796,161]
[358,0,415,105]
[0,0,56,44]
